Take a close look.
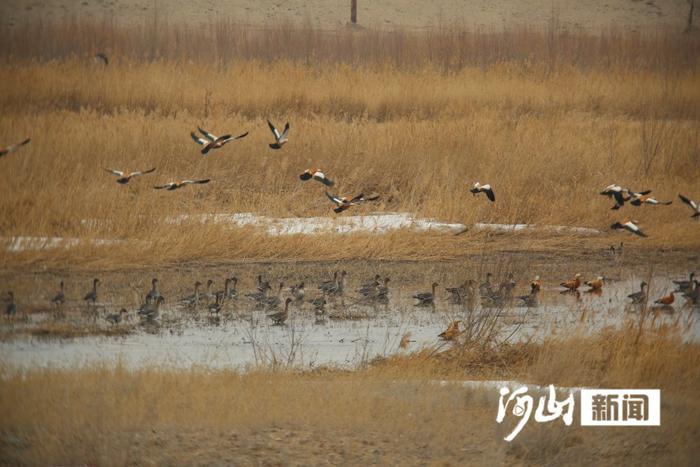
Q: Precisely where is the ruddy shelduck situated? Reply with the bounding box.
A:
[104,167,155,184]
[611,220,647,237]
[191,127,248,155]
[299,168,334,187]
[154,179,210,190]
[560,273,582,291]
[267,120,290,149]
[470,182,495,202]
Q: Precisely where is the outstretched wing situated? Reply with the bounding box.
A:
[279,122,290,141]
[679,194,698,211]
[154,184,171,190]
[198,127,217,141]
[104,168,124,176]
[325,191,343,205]
[268,120,281,140]
[485,188,496,202]
[182,179,211,185]
[133,168,156,177]
[0,138,31,157]
[191,132,208,146]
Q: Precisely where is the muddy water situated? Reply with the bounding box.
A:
[1,275,697,370]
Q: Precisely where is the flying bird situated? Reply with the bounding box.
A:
[0,138,30,158]
[678,194,700,218]
[154,179,211,190]
[629,195,672,207]
[104,167,155,184]
[610,220,647,237]
[325,191,379,213]
[190,127,248,155]
[267,120,290,149]
[470,182,495,202]
[600,185,651,209]
[299,168,334,186]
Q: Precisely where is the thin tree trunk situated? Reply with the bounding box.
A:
[351,0,357,24]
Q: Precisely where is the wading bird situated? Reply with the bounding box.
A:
[139,296,165,320]
[560,273,582,291]
[438,320,462,341]
[267,298,293,325]
[0,138,30,158]
[611,220,647,237]
[84,278,100,305]
[299,168,334,186]
[470,182,495,202]
[106,309,128,325]
[4,292,16,317]
[678,194,700,218]
[673,272,696,293]
[628,281,648,304]
[144,278,162,304]
[414,282,438,306]
[654,291,675,306]
[190,127,248,155]
[267,120,290,149]
[104,167,156,184]
[154,179,210,190]
[52,280,66,307]
[517,289,540,307]
[585,276,605,292]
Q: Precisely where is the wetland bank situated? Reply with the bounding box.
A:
[2,2,700,464]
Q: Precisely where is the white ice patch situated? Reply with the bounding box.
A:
[164,212,467,235]
[3,236,146,252]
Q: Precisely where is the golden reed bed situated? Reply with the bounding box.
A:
[0,21,698,268]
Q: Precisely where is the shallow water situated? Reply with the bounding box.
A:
[1,275,696,371]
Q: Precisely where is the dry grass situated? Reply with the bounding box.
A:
[1,324,699,464]
[1,20,699,268]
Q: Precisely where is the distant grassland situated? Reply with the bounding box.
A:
[0,20,699,266]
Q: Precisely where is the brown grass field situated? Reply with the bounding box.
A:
[2,324,699,465]
[0,20,699,268]
[1,15,700,466]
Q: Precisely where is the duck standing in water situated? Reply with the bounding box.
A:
[145,278,163,304]
[414,282,438,307]
[268,298,293,325]
[560,274,581,292]
[627,281,648,304]
[139,296,165,320]
[4,292,16,317]
[84,278,100,305]
[106,309,128,325]
[52,280,66,307]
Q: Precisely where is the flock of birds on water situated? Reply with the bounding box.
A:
[1,64,699,340]
[2,267,698,340]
